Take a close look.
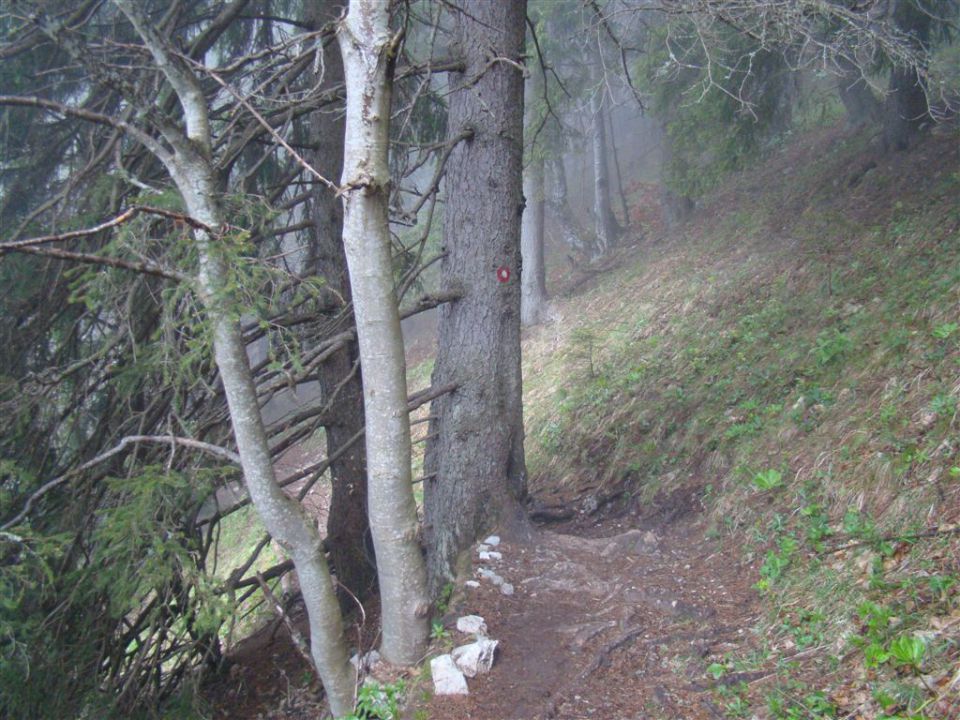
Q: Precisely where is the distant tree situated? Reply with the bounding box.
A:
[522,64,549,326]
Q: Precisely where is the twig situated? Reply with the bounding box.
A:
[818,525,960,555]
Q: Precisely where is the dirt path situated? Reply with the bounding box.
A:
[423,496,763,720]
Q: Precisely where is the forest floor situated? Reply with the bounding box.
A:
[415,485,764,720]
[203,122,960,720]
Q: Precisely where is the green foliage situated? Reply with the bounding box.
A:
[752,468,784,492]
[347,679,406,720]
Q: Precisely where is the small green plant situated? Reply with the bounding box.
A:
[435,582,455,615]
[927,393,956,418]
[752,468,784,491]
[706,662,727,680]
[811,329,852,366]
[931,322,958,340]
[430,619,450,641]
[888,634,926,671]
[348,679,406,720]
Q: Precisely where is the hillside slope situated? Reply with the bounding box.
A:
[517,124,959,719]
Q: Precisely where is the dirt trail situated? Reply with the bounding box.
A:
[424,493,763,720]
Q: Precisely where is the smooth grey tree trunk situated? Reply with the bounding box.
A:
[113,3,357,715]
[423,0,529,594]
[546,154,591,255]
[337,0,430,666]
[521,72,548,327]
[590,62,619,256]
[304,0,375,605]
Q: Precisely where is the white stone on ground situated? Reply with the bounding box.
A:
[477,544,490,553]
[456,615,488,636]
[477,568,504,586]
[349,649,381,672]
[484,535,501,546]
[431,654,469,695]
[487,551,502,561]
[452,637,498,677]
[500,583,515,596]
[478,551,491,561]
[465,580,481,589]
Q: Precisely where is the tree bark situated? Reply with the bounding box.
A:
[658,123,694,228]
[423,0,529,594]
[546,154,591,255]
[590,61,619,256]
[521,72,548,327]
[337,0,430,666]
[113,3,356,715]
[835,54,881,129]
[304,0,375,606]
[882,0,933,152]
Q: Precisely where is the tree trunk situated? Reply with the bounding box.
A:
[606,108,630,228]
[658,123,694,228]
[546,154,591,255]
[423,0,529,594]
[836,55,881,129]
[590,63,619,256]
[883,0,933,152]
[304,0,375,606]
[114,3,357,714]
[521,72,548,327]
[337,0,430,666]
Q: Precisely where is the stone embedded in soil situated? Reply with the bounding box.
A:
[451,637,498,677]
[477,568,504,585]
[500,583,515,596]
[430,654,469,695]
[483,535,501,546]
[465,580,481,589]
[349,649,381,672]
[456,615,488,636]
[477,544,490,553]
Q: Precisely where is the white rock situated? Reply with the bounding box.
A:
[478,551,491,561]
[483,535,501,546]
[452,637,498,677]
[477,568,504,586]
[500,583,515,596]
[465,580,481,589]
[456,615,488,636]
[487,551,503,561]
[349,649,381,672]
[477,544,490,553]
[431,654,468,695]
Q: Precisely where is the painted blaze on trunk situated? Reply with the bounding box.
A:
[423,0,529,594]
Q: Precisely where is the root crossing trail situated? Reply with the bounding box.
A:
[427,501,763,720]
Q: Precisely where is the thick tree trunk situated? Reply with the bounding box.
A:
[521,73,547,327]
[422,0,529,594]
[304,0,375,605]
[546,154,591,255]
[114,4,356,714]
[590,64,619,256]
[883,0,933,152]
[337,0,429,666]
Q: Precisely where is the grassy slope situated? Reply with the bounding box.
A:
[522,124,960,719]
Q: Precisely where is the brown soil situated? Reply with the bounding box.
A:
[414,485,762,720]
